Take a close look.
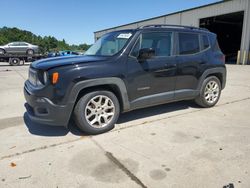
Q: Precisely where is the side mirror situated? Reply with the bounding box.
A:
[138,48,155,61]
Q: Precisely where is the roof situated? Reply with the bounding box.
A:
[94,0,229,33]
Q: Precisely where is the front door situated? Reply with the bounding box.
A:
[126,31,177,108]
[7,42,20,53]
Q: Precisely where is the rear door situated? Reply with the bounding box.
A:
[175,32,209,99]
[18,42,29,53]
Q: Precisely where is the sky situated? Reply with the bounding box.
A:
[1,0,221,45]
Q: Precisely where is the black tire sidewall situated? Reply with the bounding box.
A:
[200,76,221,107]
[10,58,20,66]
[74,90,120,134]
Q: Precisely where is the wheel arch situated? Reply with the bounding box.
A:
[197,67,226,91]
[69,78,130,112]
[205,73,223,87]
[0,48,6,53]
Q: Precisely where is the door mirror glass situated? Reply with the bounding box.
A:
[138,48,155,61]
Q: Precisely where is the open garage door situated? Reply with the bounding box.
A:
[200,11,244,64]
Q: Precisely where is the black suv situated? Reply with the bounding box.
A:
[24,25,226,134]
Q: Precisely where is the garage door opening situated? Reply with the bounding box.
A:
[200,11,244,64]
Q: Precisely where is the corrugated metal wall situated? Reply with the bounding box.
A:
[94,0,250,64]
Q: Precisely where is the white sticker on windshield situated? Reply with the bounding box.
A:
[117,33,132,39]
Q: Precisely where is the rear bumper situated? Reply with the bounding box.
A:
[24,85,73,127]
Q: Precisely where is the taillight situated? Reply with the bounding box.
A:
[220,55,225,64]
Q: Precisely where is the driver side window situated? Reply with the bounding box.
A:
[130,32,172,57]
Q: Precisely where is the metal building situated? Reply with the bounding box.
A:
[94,0,250,64]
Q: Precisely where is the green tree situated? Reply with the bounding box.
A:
[0,27,91,53]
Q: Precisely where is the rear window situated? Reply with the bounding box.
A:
[19,42,28,46]
[178,33,200,55]
[201,35,210,50]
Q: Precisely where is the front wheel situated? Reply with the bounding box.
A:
[195,76,221,108]
[74,90,120,134]
[0,49,5,55]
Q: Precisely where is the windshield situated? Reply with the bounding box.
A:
[85,31,134,56]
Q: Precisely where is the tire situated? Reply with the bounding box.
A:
[9,58,21,66]
[195,76,221,108]
[74,90,120,134]
[0,49,5,55]
[26,49,34,55]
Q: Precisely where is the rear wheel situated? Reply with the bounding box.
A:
[74,90,120,134]
[195,76,221,108]
[26,49,34,55]
[9,58,20,66]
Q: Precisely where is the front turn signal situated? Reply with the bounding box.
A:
[52,72,59,84]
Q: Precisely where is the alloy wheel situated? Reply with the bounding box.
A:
[85,95,115,128]
[204,80,219,104]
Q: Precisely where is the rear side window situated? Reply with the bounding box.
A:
[19,42,28,46]
[130,32,172,57]
[202,35,210,50]
[178,33,200,55]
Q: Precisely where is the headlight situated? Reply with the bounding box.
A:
[36,71,48,86]
[36,78,43,87]
[43,71,48,84]
[28,68,48,87]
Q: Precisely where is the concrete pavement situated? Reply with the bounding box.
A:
[0,63,250,188]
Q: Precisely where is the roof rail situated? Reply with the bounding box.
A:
[138,24,208,31]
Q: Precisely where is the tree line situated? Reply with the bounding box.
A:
[0,27,91,53]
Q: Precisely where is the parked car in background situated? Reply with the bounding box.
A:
[0,42,39,55]
[60,50,80,56]
[47,50,80,58]
[47,52,59,58]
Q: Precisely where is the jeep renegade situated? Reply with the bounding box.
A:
[24,25,226,134]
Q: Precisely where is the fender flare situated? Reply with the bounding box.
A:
[197,67,227,91]
[0,48,6,54]
[68,77,130,111]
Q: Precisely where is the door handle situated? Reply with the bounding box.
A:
[154,63,177,74]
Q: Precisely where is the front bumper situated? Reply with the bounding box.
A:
[24,83,73,127]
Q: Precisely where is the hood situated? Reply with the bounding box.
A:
[31,55,109,70]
